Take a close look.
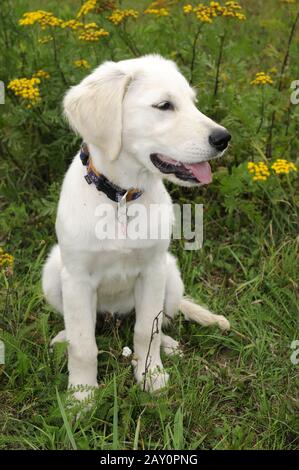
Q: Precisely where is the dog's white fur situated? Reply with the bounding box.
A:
[42,55,230,400]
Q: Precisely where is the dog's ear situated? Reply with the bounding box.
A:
[63,62,132,161]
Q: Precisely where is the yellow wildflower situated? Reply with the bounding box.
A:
[19,10,62,29]
[74,59,91,69]
[144,2,170,16]
[247,161,270,181]
[250,72,274,86]
[33,70,51,79]
[271,159,297,175]
[108,9,139,26]
[0,248,14,271]
[183,4,193,14]
[77,0,97,18]
[78,28,109,41]
[194,6,214,23]
[77,0,115,17]
[222,1,246,20]
[8,77,41,107]
[144,8,170,16]
[248,159,297,181]
[225,1,241,9]
[61,19,84,30]
[84,22,99,29]
[183,1,246,23]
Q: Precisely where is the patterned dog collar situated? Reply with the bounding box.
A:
[80,143,143,203]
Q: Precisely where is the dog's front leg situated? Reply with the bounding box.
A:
[61,268,98,401]
[133,259,169,392]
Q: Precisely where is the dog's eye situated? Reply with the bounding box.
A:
[153,101,174,111]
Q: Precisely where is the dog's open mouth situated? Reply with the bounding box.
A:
[150,153,212,184]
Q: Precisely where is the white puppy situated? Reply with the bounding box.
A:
[42,55,231,400]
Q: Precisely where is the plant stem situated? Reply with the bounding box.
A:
[214,33,226,98]
[142,310,163,392]
[189,25,202,84]
[119,21,141,57]
[284,103,292,136]
[52,32,68,86]
[0,140,25,174]
[0,4,9,49]
[266,8,299,157]
[256,88,265,134]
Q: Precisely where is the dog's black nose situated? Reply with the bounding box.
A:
[209,128,231,151]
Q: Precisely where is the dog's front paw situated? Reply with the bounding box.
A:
[145,368,169,392]
[66,385,98,420]
[68,383,98,403]
[161,334,183,357]
[67,385,98,419]
[50,329,66,346]
[133,360,169,392]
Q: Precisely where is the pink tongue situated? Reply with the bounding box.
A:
[184,161,212,184]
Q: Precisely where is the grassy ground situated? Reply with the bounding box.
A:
[0,0,299,450]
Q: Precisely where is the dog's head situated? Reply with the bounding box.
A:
[64,54,231,187]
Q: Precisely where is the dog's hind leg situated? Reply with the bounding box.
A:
[42,246,70,347]
[160,254,184,354]
[161,333,182,356]
[163,254,184,327]
[42,244,63,315]
[164,253,230,331]
[50,329,66,346]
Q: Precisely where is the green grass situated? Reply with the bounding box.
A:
[1,0,299,450]
[1,209,298,449]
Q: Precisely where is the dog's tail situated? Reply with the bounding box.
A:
[179,298,230,331]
